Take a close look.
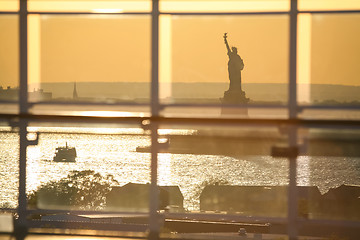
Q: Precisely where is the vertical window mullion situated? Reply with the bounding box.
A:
[289,3,298,117]
[149,0,160,239]
[288,0,299,240]
[151,3,160,117]
[18,0,29,233]
[19,0,28,114]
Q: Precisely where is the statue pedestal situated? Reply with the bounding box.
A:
[220,89,250,116]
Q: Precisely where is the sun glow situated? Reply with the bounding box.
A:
[28,15,41,86]
[0,1,18,11]
[91,8,124,13]
[27,1,151,12]
[299,0,360,11]
[297,13,312,103]
[159,15,172,100]
[160,0,290,12]
[80,111,144,118]
[158,129,196,135]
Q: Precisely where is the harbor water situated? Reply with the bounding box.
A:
[0,127,359,211]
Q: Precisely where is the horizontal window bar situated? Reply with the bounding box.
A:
[1,113,360,128]
[163,212,288,225]
[158,11,289,15]
[3,102,359,111]
[0,100,18,104]
[0,11,18,14]
[3,10,360,15]
[299,10,360,14]
[26,11,151,15]
[298,218,360,228]
[161,104,360,110]
[160,103,287,109]
[27,221,149,234]
[25,102,287,109]
[26,209,151,216]
[299,105,360,110]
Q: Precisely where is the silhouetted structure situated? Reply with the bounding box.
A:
[0,86,18,101]
[221,33,249,115]
[0,86,52,101]
[319,184,360,220]
[200,184,360,220]
[29,88,52,101]
[106,183,184,212]
[224,33,244,91]
[73,82,78,99]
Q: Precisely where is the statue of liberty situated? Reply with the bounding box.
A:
[221,33,249,115]
[224,33,244,91]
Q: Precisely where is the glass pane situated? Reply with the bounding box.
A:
[298,128,360,223]
[0,126,19,209]
[298,14,360,108]
[28,0,151,12]
[0,14,18,112]
[160,0,290,12]
[27,122,151,212]
[159,15,289,117]
[299,0,360,11]
[0,0,18,11]
[149,124,289,218]
[28,14,151,110]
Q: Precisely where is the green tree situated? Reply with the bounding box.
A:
[28,170,119,210]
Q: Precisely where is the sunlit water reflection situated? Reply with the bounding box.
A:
[1,128,359,210]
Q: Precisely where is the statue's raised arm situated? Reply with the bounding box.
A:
[224,33,231,54]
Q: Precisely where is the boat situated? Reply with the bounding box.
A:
[53,142,77,162]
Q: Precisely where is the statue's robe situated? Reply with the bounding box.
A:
[227,51,244,91]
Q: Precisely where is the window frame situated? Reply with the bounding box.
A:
[0,0,359,239]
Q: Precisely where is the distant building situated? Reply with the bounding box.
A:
[29,88,52,101]
[200,185,322,217]
[200,184,360,220]
[106,183,184,212]
[0,86,18,101]
[0,86,52,101]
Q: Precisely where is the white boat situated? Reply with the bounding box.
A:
[53,142,77,162]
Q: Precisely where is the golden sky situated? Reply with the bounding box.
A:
[0,1,360,88]
[0,15,18,88]
[39,15,151,84]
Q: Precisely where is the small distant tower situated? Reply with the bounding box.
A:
[73,82,78,99]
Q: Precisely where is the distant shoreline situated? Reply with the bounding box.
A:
[25,82,360,103]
